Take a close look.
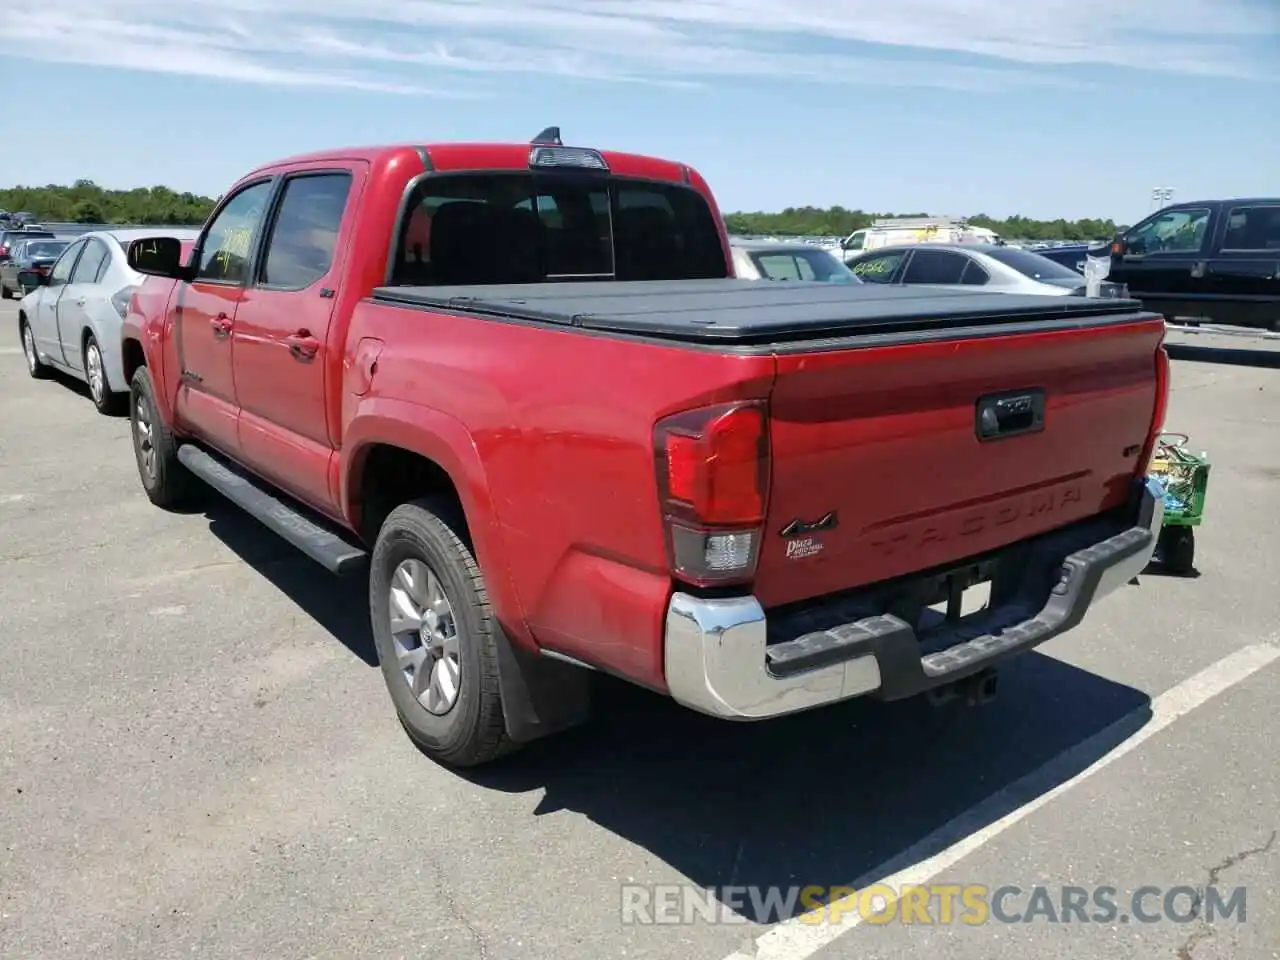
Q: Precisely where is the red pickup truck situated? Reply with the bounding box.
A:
[120,131,1170,767]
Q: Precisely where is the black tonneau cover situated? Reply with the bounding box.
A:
[371,279,1148,345]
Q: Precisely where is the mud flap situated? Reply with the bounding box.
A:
[494,626,593,743]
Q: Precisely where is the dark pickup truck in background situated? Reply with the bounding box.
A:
[1108,197,1280,331]
[115,132,1170,767]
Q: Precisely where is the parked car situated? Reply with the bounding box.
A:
[730,238,861,282]
[17,227,199,414]
[1107,198,1280,330]
[0,227,57,269]
[117,134,1167,768]
[848,243,1128,297]
[0,237,69,298]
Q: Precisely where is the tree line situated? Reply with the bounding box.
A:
[2,182,1123,241]
[0,181,214,225]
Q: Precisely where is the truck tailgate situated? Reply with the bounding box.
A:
[756,318,1165,609]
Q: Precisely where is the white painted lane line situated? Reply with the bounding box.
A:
[721,642,1280,960]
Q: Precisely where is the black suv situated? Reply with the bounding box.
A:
[1107,198,1280,331]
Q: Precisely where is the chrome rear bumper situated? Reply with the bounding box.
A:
[663,475,1164,720]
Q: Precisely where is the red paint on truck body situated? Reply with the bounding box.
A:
[121,139,1164,698]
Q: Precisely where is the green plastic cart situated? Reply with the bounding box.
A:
[1148,433,1211,575]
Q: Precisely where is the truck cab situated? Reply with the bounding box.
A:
[1108,198,1280,331]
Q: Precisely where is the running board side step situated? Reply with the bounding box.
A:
[176,444,369,576]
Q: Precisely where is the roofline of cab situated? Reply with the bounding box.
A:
[231,142,697,187]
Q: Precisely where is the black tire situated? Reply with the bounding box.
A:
[19,315,48,379]
[129,365,197,509]
[369,497,516,767]
[1158,525,1196,576]
[1,283,11,300]
[84,334,125,416]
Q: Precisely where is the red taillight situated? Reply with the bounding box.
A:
[1138,345,1171,475]
[654,400,770,587]
[0,245,9,257]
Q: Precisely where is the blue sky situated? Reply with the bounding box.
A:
[1,0,1277,223]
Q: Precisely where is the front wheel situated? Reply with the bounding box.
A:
[19,317,48,379]
[369,497,516,767]
[129,366,196,509]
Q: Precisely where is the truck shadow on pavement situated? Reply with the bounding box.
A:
[467,659,1151,921]
[201,496,378,666]
[200,495,1154,923]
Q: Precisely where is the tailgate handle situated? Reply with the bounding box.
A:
[975,389,1045,441]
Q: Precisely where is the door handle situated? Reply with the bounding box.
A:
[285,330,320,361]
[210,313,232,339]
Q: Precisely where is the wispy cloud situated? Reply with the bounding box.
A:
[1,0,1275,95]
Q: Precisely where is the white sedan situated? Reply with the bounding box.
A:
[18,227,199,414]
[847,242,1127,298]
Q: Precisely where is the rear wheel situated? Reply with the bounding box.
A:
[85,334,125,415]
[1,283,11,300]
[129,366,196,508]
[369,497,516,768]
[19,317,47,379]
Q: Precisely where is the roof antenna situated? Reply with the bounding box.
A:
[531,126,562,146]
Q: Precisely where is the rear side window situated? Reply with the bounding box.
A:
[390,173,727,286]
[260,172,353,289]
[1222,205,1280,251]
[983,247,1086,281]
[902,249,968,285]
[960,260,989,285]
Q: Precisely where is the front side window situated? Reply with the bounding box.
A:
[391,173,727,286]
[1125,207,1211,255]
[49,241,85,287]
[196,181,274,284]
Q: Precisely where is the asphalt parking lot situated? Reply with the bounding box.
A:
[2,298,1277,960]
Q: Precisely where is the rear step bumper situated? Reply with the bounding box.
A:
[663,475,1164,720]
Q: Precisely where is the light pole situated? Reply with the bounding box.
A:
[1150,187,1174,211]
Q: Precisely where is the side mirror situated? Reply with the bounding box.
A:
[127,236,190,279]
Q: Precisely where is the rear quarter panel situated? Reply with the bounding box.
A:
[340,304,775,689]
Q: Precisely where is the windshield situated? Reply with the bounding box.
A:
[983,247,1085,281]
[24,240,68,259]
[391,173,727,285]
[748,247,861,283]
